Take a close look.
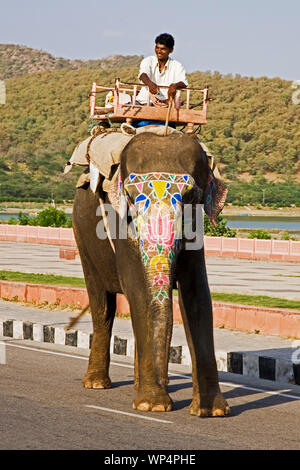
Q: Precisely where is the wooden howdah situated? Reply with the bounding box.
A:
[89,79,210,133]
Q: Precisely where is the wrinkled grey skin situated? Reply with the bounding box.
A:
[73,132,230,417]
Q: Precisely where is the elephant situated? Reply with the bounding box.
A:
[72,131,230,417]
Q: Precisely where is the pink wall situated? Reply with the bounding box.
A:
[0,224,300,262]
[0,224,76,246]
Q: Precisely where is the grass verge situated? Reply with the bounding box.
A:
[172,290,300,310]
[210,292,300,310]
[0,270,86,288]
[1,270,300,310]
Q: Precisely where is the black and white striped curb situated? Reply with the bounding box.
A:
[1,318,300,386]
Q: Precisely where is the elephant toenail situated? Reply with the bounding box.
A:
[137,402,151,411]
[152,404,166,412]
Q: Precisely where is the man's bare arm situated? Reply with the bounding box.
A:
[139,73,160,95]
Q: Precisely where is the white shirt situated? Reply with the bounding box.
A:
[136,55,188,104]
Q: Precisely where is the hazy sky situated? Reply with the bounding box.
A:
[0,0,299,80]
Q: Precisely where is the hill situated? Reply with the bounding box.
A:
[0,45,299,205]
[0,44,142,80]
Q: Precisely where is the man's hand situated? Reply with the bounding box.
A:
[168,83,177,100]
[139,73,160,95]
[149,93,168,107]
[148,82,160,95]
[168,81,187,100]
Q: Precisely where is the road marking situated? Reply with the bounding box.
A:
[85,405,173,424]
[219,381,300,401]
[0,341,6,364]
[3,341,300,401]
[1,342,88,360]
[166,371,300,401]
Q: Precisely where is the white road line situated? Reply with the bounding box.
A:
[85,405,173,424]
[219,381,300,401]
[0,341,6,364]
[3,341,300,401]
[1,342,88,360]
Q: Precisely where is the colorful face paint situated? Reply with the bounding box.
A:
[123,172,195,304]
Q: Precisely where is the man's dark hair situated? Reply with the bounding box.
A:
[155,33,175,49]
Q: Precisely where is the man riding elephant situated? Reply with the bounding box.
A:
[137,32,188,107]
[136,33,222,193]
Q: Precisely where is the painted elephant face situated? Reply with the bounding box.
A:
[123,172,201,304]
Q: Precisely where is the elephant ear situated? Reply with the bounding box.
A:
[107,166,123,214]
[203,170,228,227]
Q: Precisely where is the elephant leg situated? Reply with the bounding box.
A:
[129,297,173,412]
[133,318,170,394]
[72,188,117,389]
[133,337,139,391]
[80,253,116,389]
[83,291,116,389]
[177,250,230,417]
[115,241,173,411]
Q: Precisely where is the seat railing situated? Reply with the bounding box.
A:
[90,78,210,132]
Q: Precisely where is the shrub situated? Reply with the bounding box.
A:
[6,207,71,227]
[32,207,67,227]
[281,231,295,241]
[248,229,271,239]
[7,217,18,225]
[204,214,237,237]
[18,212,31,225]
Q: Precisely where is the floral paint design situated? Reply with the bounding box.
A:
[123,172,195,304]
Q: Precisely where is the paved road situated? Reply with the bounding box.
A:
[0,242,300,300]
[1,339,300,450]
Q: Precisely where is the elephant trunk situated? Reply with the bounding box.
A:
[138,210,179,306]
[136,208,180,388]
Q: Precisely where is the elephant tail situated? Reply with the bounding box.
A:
[65,304,90,331]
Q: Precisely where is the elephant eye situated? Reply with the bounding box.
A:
[183,185,201,204]
[182,186,195,203]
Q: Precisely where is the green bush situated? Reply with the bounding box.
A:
[32,207,67,227]
[248,229,271,239]
[7,217,18,225]
[18,212,31,225]
[14,207,71,227]
[204,214,237,237]
[281,231,295,241]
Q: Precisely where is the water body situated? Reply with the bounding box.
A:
[0,213,26,221]
[1,212,300,231]
[226,215,300,231]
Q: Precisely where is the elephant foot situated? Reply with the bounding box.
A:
[82,371,111,389]
[190,392,230,417]
[132,389,173,412]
